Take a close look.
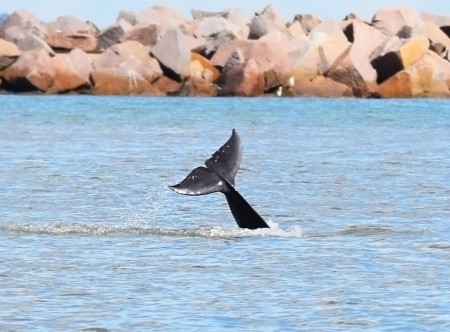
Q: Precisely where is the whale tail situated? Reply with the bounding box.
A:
[169,129,270,230]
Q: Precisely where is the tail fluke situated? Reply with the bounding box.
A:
[169,129,270,229]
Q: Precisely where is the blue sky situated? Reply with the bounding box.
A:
[1,1,447,28]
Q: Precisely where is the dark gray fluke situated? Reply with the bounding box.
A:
[169,129,269,229]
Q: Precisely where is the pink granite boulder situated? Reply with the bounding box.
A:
[151,27,191,81]
[0,38,21,70]
[47,48,92,93]
[217,58,265,96]
[45,16,98,52]
[0,49,54,92]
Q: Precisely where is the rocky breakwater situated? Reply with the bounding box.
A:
[1,4,450,97]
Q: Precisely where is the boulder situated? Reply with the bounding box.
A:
[2,26,54,54]
[194,16,242,39]
[292,14,322,34]
[0,49,54,92]
[138,5,186,33]
[152,75,182,95]
[217,58,265,96]
[151,27,191,81]
[371,36,429,84]
[378,51,450,98]
[371,6,426,37]
[0,38,21,70]
[47,48,92,93]
[211,39,292,91]
[45,16,98,51]
[255,4,288,28]
[191,52,220,81]
[91,68,160,95]
[292,76,353,97]
[0,10,46,38]
[126,24,161,47]
[422,20,450,51]
[97,19,132,50]
[421,12,450,36]
[328,21,387,96]
[248,15,287,40]
[292,20,350,83]
[94,40,162,83]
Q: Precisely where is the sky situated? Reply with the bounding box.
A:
[1,1,448,29]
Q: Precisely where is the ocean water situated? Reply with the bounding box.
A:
[0,95,449,331]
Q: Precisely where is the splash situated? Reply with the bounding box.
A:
[0,221,303,239]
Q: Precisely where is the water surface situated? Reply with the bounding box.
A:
[0,96,449,331]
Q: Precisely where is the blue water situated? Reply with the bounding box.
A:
[0,96,449,331]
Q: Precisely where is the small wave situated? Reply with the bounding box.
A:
[0,221,303,239]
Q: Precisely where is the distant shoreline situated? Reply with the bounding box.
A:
[1,5,449,98]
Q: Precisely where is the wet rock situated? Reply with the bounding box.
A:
[47,48,92,93]
[45,16,98,51]
[0,49,54,92]
[151,27,191,81]
[152,75,182,95]
[0,38,21,70]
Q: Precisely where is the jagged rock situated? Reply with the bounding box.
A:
[94,40,162,84]
[151,27,191,81]
[328,21,387,96]
[212,39,292,91]
[0,49,54,92]
[371,36,429,84]
[0,38,21,70]
[292,76,353,97]
[292,14,322,34]
[152,75,182,95]
[45,16,98,51]
[287,21,307,38]
[292,20,350,83]
[191,52,220,81]
[423,20,450,51]
[248,15,287,39]
[421,12,450,34]
[371,6,426,37]
[194,16,242,39]
[91,68,160,95]
[217,58,265,96]
[97,19,132,50]
[255,4,288,28]
[139,5,186,33]
[126,24,161,46]
[47,49,92,93]
[0,10,46,38]
[378,51,450,98]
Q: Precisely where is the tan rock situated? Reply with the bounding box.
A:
[152,75,182,95]
[292,76,353,97]
[45,16,98,52]
[47,49,92,93]
[218,58,265,96]
[139,5,186,33]
[378,51,450,98]
[151,27,191,80]
[371,6,426,37]
[0,49,54,92]
[211,39,292,91]
[292,14,321,34]
[91,68,160,95]
[191,53,220,81]
[399,36,429,67]
[0,38,21,70]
